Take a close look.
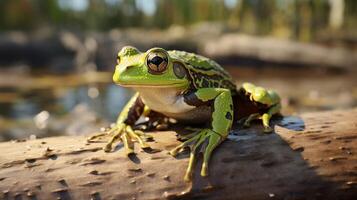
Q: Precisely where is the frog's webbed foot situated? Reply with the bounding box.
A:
[87,124,153,155]
[176,127,201,141]
[263,126,273,133]
[169,128,222,182]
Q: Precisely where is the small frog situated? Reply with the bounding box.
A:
[88,46,281,181]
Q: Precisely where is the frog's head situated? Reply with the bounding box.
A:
[113,46,189,88]
[251,87,271,105]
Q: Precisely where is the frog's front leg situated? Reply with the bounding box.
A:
[169,88,233,181]
[87,92,152,155]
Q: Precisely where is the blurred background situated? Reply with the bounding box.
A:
[0,0,356,141]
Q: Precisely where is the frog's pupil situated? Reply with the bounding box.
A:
[151,56,163,65]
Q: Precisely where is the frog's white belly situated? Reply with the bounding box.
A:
[134,87,211,123]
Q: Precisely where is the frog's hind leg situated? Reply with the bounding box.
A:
[169,128,222,181]
[170,88,233,181]
[262,103,281,133]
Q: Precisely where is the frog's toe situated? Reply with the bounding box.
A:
[184,131,210,181]
[103,130,124,152]
[87,133,107,142]
[134,130,153,141]
[125,126,151,150]
[177,128,200,141]
[169,132,201,157]
[120,132,135,155]
[87,131,111,142]
[172,129,222,181]
[103,142,114,152]
[87,126,122,142]
[200,130,220,177]
[263,126,273,133]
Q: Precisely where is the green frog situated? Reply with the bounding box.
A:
[88,46,281,181]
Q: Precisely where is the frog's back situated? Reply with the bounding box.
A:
[168,50,236,92]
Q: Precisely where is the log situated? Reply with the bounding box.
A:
[202,34,357,69]
[0,109,356,200]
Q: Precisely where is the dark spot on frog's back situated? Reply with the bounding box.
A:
[225,112,232,120]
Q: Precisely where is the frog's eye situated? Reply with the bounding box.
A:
[173,61,187,79]
[146,51,168,74]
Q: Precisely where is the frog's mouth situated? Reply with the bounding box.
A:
[117,83,187,88]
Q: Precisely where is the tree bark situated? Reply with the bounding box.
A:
[0,109,356,200]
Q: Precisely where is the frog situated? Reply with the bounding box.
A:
[88,46,281,181]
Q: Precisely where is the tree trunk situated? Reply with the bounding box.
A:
[0,109,356,200]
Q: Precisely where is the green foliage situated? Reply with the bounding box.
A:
[0,0,355,41]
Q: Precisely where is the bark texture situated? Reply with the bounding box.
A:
[0,109,356,200]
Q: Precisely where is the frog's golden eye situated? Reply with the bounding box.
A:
[146,51,168,74]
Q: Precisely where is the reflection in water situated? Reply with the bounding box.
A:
[11,99,39,119]
[58,84,133,120]
[0,83,133,141]
[105,84,134,120]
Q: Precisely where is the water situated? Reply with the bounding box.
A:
[0,71,135,141]
[0,84,132,121]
